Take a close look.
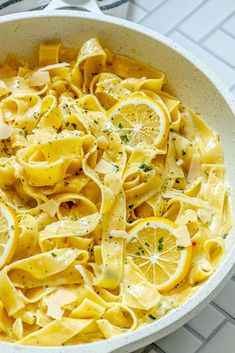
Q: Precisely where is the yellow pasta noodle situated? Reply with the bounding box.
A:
[0,38,231,346]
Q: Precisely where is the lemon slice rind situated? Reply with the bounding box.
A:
[108,95,169,150]
[127,217,192,292]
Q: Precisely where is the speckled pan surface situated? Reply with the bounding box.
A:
[0,10,234,353]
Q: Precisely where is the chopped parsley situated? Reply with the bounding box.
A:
[113,164,119,172]
[139,163,153,172]
[149,314,156,320]
[118,123,124,129]
[177,246,185,250]
[120,135,129,143]
[158,237,164,252]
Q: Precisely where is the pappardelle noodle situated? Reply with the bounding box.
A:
[0,38,231,346]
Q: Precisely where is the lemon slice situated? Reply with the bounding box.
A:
[108,94,169,150]
[0,201,18,269]
[126,217,192,292]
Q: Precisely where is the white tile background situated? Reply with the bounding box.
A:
[126,1,235,352]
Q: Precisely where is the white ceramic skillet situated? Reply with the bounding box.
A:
[0,1,235,352]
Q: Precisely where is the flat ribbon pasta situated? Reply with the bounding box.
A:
[0,37,231,347]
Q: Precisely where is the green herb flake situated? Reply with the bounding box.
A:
[118,123,124,129]
[120,135,129,143]
[113,164,119,172]
[177,246,185,250]
[149,314,156,320]
[158,237,164,252]
[139,163,153,172]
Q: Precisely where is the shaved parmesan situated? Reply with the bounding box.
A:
[176,158,184,166]
[29,71,50,86]
[0,123,13,139]
[177,209,198,225]
[95,159,116,174]
[39,199,59,217]
[198,208,212,224]
[28,62,70,87]
[22,311,36,325]
[36,309,52,327]
[12,318,23,340]
[187,153,201,182]
[46,288,77,320]
[174,225,192,247]
[164,191,211,209]
[40,62,70,71]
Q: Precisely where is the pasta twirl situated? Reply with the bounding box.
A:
[0,38,231,346]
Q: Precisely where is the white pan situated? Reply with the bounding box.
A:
[0,1,234,352]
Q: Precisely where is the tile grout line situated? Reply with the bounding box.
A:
[140,0,168,14]
[138,0,172,26]
[206,318,228,342]
[143,345,158,353]
[211,301,235,322]
[130,0,149,13]
[193,318,228,353]
[152,342,166,353]
[220,27,235,41]
[198,9,235,44]
[200,42,235,70]
[184,323,206,343]
[170,7,235,44]
[176,28,235,71]
[165,0,210,37]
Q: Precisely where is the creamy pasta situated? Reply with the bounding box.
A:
[0,38,231,346]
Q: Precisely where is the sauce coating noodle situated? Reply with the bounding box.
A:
[0,38,231,346]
